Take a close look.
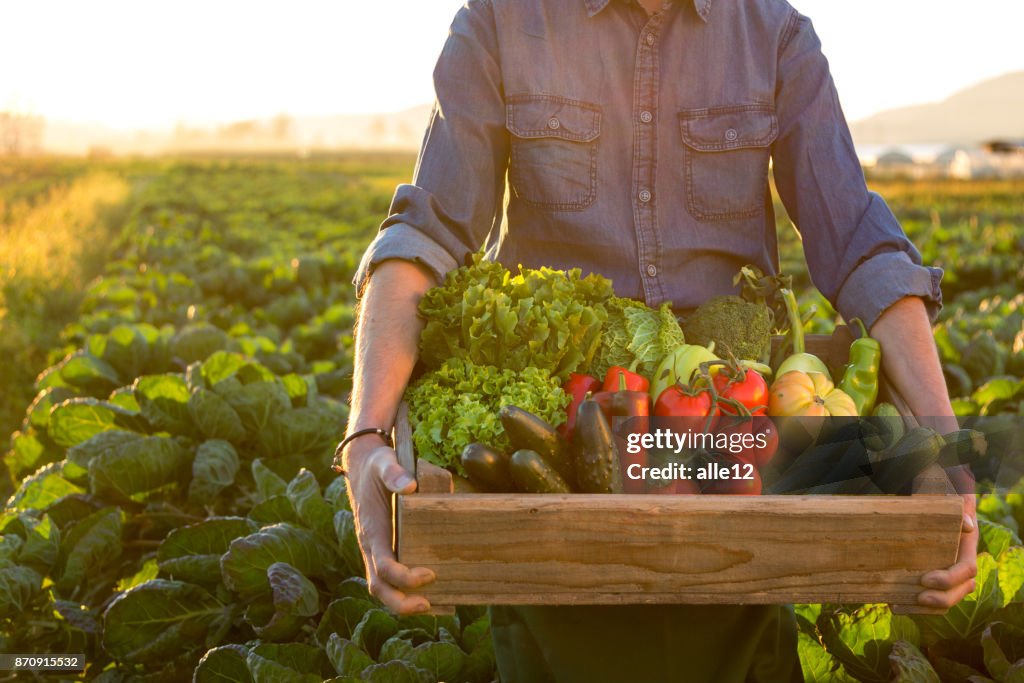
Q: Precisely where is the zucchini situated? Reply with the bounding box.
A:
[500,405,575,486]
[860,402,905,452]
[460,443,513,492]
[572,398,622,494]
[870,426,944,494]
[509,449,572,494]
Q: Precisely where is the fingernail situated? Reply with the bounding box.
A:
[964,515,976,532]
[393,473,414,490]
[414,601,430,613]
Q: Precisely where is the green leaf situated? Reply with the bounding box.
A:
[916,553,1004,644]
[117,557,159,591]
[287,469,335,538]
[326,634,375,677]
[49,398,120,448]
[324,475,351,512]
[248,562,320,640]
[461,615,491,654]
[89,435,192,503]
[248,496,300,526]
[334,509,364,576]
[134,374,198,437]
[170,323,230,364]
[818,604,919,683]
[51,351,122,394]
[980,519,1021,558]
[215,379,291,437]
[982,621,1024,681]
[189,388,247,444]
[379,634,416,663]
[189,440,241,502]
[245,643,330,683]
[54,599,101,634]
[460,618,497,683]
[1000,547,1024,605]
[27,386,78,431]
[201,351,248,386]
[317,597,377,645]
[408,640,466,681]
[87,324,157,377]
[158,517,258,585]
[57,506,123,593]
[5,428,55,480]
[359,660,433,683]
[352,608,400,659]
[220,523,336,596]
[888,640,939,682]
[66,430,145,484]
[252,459,288,501]
[334,577,371,601]
[16,513,61,571]
[258,406,338,459]
[194,644,254,683]
[0,564,43,619]
[7,462,84,511]
[103,579,227,664]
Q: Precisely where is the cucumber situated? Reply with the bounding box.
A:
[938,429,987,469]
[870,426,944,494]
[860,403,905,452]
[509,449,572,494]
[572,399,622,494]
[460,443,513,492]
[500,405,575,486]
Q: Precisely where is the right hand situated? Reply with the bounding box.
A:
[343,438,436,615]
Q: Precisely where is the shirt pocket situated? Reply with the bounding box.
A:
[506,95,601,211]
[679,105,779,221]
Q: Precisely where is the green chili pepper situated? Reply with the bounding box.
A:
[839,318,881,416]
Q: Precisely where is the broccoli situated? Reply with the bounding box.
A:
[681,295,773,363]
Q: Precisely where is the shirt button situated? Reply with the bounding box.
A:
[640,111,653,123]
[547,117,560,130]
[639,189,652,203]
[725,128,738,142]
[646,264,658,277]
[645,33,655,46]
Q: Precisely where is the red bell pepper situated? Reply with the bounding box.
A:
[560,373,603,440]
[602,366,649,393]
[594,374,651,493]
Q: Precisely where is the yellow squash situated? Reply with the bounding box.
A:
[768,370,858,417]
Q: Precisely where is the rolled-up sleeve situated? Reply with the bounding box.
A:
[771,11,943,328]
[353,0,509,295]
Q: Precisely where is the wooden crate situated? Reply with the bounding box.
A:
[394,327,965,611]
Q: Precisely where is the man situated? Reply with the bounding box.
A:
[339,0,978,679]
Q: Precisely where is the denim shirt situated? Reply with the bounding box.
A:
[354,0,942,328]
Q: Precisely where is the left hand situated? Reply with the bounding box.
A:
[916,493,978,611]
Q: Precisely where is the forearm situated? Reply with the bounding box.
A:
[347,259,437,436]
[870,296,958,435]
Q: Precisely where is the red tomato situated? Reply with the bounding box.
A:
[713,368,769,415]
[715,414,779,469]
[654,385,721,433]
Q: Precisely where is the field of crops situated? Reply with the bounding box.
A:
[1,157,1022,681]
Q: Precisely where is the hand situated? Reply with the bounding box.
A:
[343,439,436,615]
[916,493,978,611]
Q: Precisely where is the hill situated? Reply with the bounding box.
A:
[850,71,1024,145]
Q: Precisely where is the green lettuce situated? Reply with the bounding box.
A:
[418,253,613,381]
[590,297,686,380]
[404,358,569,474]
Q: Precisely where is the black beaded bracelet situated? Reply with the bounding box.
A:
[332,427,393,474]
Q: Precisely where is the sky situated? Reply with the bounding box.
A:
[2,0,1023,129]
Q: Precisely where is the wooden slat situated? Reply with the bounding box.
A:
[397,493,963,605]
